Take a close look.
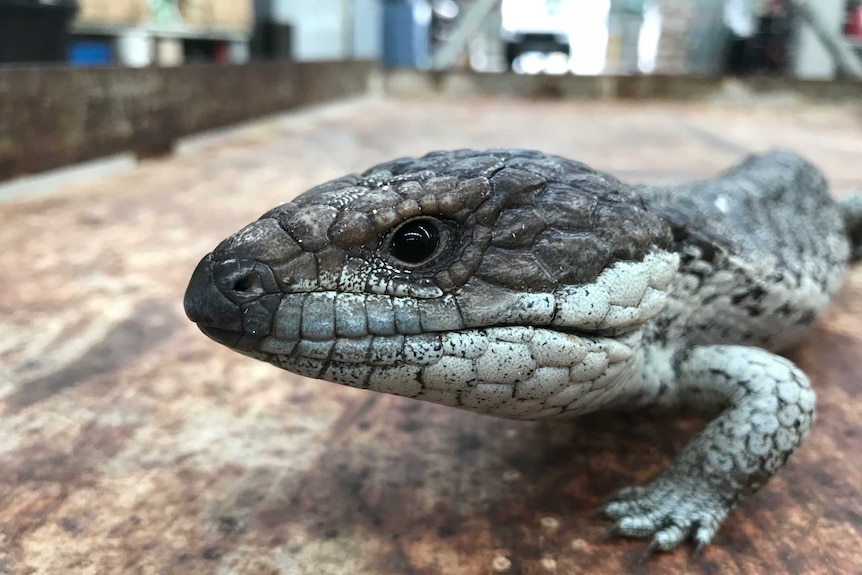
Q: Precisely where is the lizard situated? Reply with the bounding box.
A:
[183,148,862,553]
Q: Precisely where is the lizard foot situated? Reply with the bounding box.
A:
[597,474,731,554]
[594,345,815,555]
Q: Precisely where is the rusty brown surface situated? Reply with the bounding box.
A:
[0,97,860,575]
[0,61,375,181]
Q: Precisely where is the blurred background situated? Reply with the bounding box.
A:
[0,0,861,77]
[2,0,861,187]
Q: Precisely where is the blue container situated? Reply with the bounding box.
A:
[383,0,431,68]
[70,40,113,66]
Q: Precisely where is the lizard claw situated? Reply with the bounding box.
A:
[639,539,662,563]
[597,474,729,553]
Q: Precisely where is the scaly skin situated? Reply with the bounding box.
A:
[183,149,861,553]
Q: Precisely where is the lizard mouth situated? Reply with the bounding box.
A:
[197,324,270,354]
[185,252,646,363]
[241,326,639,420]
[249,324,618,367]
[198,325,240,346]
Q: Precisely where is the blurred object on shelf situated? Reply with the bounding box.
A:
[156,37,184,66]
[726,0,792,75]
[383,0,432,68]
[430,0,460,53]
[212,42,231,63]
[76,0,150,24]
[847,2,862,38]
[565,0,610,75]
[500,0,573,71]
[792,0,862,79]
[0,0,79,64]
[178,0,253,31]
[747,0,793,75]
[115,29,153,67]
[688,0,732,75]
[178,0,208,26]
[70,39,113,66]
[608,0,646,74]
[252,22,293,60]
[150,0,181,24]
[687,0,795,77]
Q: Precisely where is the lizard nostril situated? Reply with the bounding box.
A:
[211,259,272,303]
[231,272,263,294]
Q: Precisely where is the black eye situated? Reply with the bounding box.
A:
[389,219,440,264]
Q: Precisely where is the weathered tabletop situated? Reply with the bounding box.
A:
[1,96,860,574]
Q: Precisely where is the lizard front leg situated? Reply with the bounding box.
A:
[600,345,816,553]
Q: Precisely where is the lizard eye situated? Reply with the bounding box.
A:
[389,218,441,265]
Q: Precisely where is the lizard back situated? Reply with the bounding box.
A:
[638,151,850,351]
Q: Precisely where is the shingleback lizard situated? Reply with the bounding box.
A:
[183,149,862,553]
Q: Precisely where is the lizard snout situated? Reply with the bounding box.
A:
[184,254,242,331]
[184,254,279,350]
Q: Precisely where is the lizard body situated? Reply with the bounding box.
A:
[184,149,861,552]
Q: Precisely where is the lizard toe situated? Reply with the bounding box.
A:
[597,476,731,553]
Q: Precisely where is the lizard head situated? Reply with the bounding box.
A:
[184,150,678,419]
